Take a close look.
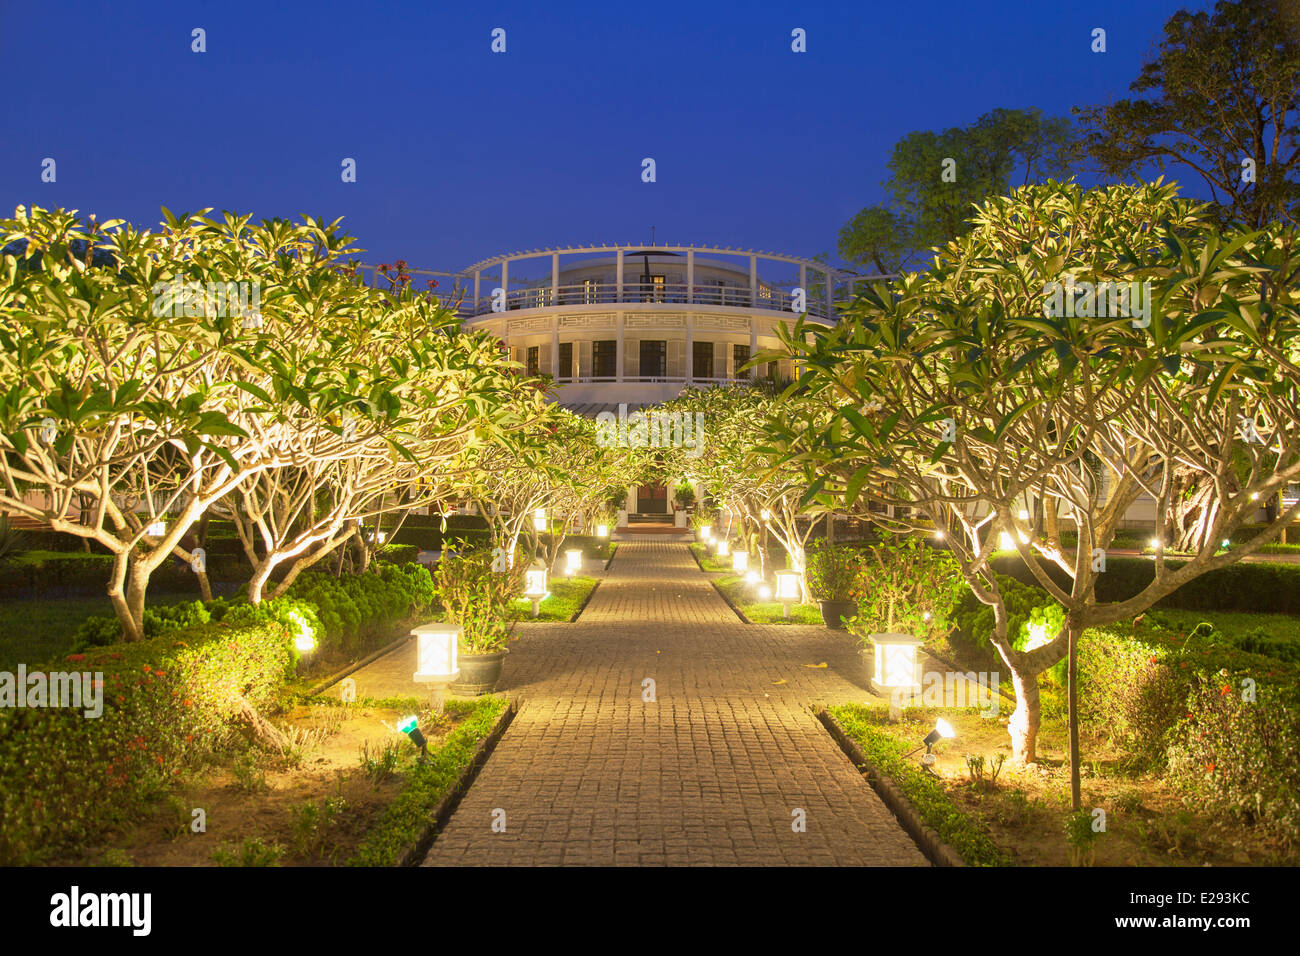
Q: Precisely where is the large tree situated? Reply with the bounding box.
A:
[764,180,1300,810]
[839,107,1082,274]
[1076,0,1300,229]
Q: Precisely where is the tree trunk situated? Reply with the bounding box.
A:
[107,551,144,642]
[1008,667,1040,763]
[235,693,291,752]
[196,569,213,603]
[1067,618,1082,812]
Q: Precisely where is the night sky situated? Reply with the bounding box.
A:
[0,0,1196,275]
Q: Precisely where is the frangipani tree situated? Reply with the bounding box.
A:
[762,180,1300,809]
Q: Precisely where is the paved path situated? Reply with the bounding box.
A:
[352,539,928,866]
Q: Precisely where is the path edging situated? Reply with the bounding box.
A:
[400,698,519,866]
[303,631,412,698]
[816,707,966,868]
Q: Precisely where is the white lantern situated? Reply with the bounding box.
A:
[774,569,801,602]
[533,509,547,533]
[731,550,749,573]
[412,623,460,682]
[867,633,924,696]
[715,540,730,558]
[699,524,712,541]
[524,564,548,598]
[999,531,1014,550]
[596,524,609,539]
[565,548,582,575]
[757,585,772,600]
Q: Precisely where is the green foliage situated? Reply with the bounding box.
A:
[433,544,523,653]
[953,572,1066,679]
[0,621,295,864]
[803,545,869,602]
[211,837,284,867]
[673,483,696,508]
[850,536,964,645]
[829,705,1011,866]
[1063,810,1101,866]
[348,696,508,866]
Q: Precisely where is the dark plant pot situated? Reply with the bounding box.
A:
[449,648,509,695]
[819,599,859,630]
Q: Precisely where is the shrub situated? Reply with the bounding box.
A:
[804,545,868,602]
[0,621,294,864]
[434,545,523,653]
[379,543,419,565]
[851,535,965,646]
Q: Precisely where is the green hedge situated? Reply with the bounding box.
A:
[992,553,1300,616]
[0,621,295,864]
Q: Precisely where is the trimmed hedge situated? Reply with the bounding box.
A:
[0,620,295,864]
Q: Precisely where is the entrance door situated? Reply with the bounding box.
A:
[636,482,668,514]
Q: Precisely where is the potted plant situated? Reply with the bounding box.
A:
[673,482,695,527]
[846,534,965,683]
[804,545,868,629]
[433,542,525,694]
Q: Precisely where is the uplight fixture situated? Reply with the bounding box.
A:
[397,714,427,757]
[920,718,956,767]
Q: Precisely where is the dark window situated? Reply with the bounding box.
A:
[558,342,573,380]
[593,340,617,378]
[732,344,750,379]
[640,339,666,378]
[527,346,540,377]
[693,340,714,379]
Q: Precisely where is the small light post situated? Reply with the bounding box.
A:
[412,623,460,714]
[596,523,609,539]
[533,509,547,533]
[699,524,712,543]
[774,569,800,620]
[565,547,583,576]
[715,539,730,559]
[524,563,548,618]
[731,550,749,574]
[867,633,925,700]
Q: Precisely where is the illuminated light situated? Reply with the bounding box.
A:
[999,532,1014,550]
[565,548,583,576]
[868,633,924,694]
[922,611,932,622]
[933,529,944,540]
[596,524,609,539]
[715,540,730,558]
[760,509,771,521]
[1250,493,1260,501]
[533,509,547,533]
[288,609,316,652]
[1222,539,1230,548]
[524,564,548,598]
[145,520,166,537]
[745,570,759,584]
[774,569,801,601]
[1149,538,1162,549]
[758,585,772,601]
[376,531,388,545]
[731,551,749,574]
[398,714,427,752]
[699,524,712,540]
[1024,621,1051,651]
[1017,509,1029,521]
[923,718,956,752]
[412,623,459,682]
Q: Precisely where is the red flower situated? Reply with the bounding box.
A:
[142,664,151,673]
[1220,685,1232,696]
[66,653,86,662]
[1149,655,1158,664]
[183,699,193,708]
[1205,762,1215,773]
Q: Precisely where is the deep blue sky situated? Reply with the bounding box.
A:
[1,0,1199,274]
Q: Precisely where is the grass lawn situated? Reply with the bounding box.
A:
[828,703,1298,866]
[688,542,824,625]
[508,574,599,622]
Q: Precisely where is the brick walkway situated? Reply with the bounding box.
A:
[351,539,929,866]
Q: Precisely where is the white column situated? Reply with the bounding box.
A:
[552,316,561,378]
[616,313,625,383]
[749,254,758,306]
[615,250,624,302]
[686,250,695,304]
[825,268,833,318]
[501,260,509,309]
[551,252,559,307]
[798,264,807,314]
[685,314,694,385]
[750,316,758,361]
[474,270,481,313]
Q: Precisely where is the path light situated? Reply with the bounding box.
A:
[920,718,956,768]
[933,529,944,540]
[999,532,1014,550]
[397,715,428,759]
[1149,537,1162,550]
[867,633,924,697]
[413,623,460,713]
[715,539,730,558]
[758,584,772,600]
[596,524,609,539]
[774,569,801,620]
[288,609,316,653]
[524,562,549,617]
[745,570,759,584]
[699,524,712,541]
[565,548,583,576]
[533,509,547,533]
[731,550,749,573]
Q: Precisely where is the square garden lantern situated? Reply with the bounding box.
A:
[596,523,609,539]
[412,623,460,713]
[773,569,801,619]
[524,562,549,617]
[715,539,730,558]
[533,509,547,533]
[731,550,749,574]
[867,633,925,698]
[699,524,712,542]
[565,548,583,576]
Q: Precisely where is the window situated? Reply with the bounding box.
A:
[640,339,666,378]
[693,340,714,380]
[593,340,617,378]
[558,342,573,381]
[527,346,540,377]
[582,278,599,304]
[640,274,665,303]
[733,344,750,379]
